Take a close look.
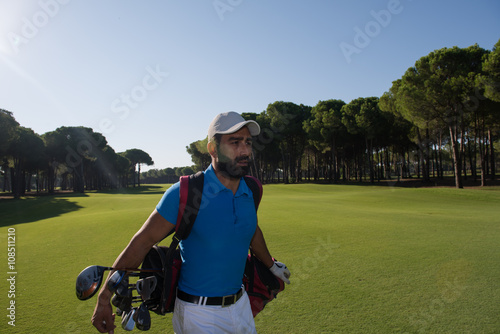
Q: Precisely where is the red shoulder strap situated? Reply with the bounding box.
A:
[244,175,263,209]
[176,175,189,233]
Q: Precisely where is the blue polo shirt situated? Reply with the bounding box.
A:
[156,165,258,297]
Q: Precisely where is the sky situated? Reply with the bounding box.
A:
[0,0,499,170]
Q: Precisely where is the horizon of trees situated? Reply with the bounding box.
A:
[2,41,499,196]
[0,117,153,198]
[168,42,499,189]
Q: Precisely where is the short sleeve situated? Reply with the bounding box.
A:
[155,182,180,225]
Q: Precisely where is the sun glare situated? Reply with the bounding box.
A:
[0,2,39,56]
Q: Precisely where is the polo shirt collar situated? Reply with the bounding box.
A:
[205,164,250,197]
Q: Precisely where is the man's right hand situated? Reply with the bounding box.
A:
[91,297,116,333]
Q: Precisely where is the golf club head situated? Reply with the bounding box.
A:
[107,270,128,294]
[112,291,133,314]
[115,278,131,297]
[75,265,111,300]
[134,302,151,331]
[136,276,157,301]
[121,308,136,331]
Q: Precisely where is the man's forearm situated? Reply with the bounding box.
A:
[250,225,274,268]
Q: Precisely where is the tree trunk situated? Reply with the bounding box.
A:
[438,132,443,179]
[26,172,32,192]
[461,125,467,181]
[138,164,141,187]
[73,162,85,193]
[280,147,288,184]
[479,117,486,187]
[449,125,463,189]
[489,129,496,180]
[3,165,9,192]
[432,144,437,178]
[11,160,23,199]
[469,136,476,181]
[48,163,55,194]
[416,128,428,181]
[407,150,412,178]
[366,138,374,183]
[425,128,431,181]
[306,152,310,182]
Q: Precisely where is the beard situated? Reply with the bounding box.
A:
[216,155,252,179]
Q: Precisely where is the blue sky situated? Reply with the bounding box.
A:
[0,0,499,170]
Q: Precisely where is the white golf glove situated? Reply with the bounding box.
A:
[269,261,291,284]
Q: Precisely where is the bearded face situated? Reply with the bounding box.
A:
[215,150,252,179]
[212,127,254,180]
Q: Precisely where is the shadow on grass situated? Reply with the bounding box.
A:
[101,185,167,195]
[0,195,84,228]
[0,186,168,227]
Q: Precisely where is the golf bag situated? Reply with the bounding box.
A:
[243,253,285,317]
[140,171,283,316]
[140,245,181,314]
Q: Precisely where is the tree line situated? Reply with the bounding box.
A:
[2,41,499,196]
[0,118,154,198]
[165,42,499,189]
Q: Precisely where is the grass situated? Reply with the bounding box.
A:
[1,184,499,333]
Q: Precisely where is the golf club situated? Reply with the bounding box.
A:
[116,283,137,298]
[134,302,151,331]
[107,270,127,293]
[121,307,137,331]
[108,271,137,295]
[112,289,143,313]
[112,291,133,314]
[76,265,158,301]
[76,265,112,300]
[136,276,157,301]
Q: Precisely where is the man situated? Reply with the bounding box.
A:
[92,111,290,333]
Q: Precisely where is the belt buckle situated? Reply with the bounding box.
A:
[221,294,236,307]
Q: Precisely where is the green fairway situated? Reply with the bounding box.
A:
[1,184,499,333]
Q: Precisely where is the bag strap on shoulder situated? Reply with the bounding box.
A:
[243,175,263,210]
[174,171,204,241]
[161,172,204,290]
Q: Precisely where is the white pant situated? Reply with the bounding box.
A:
[172,291,257,334]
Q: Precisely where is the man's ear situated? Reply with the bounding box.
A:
[207,141,217,158]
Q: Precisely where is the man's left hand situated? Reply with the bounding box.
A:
[269,261,291,284]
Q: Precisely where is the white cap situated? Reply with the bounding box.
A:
[207,112,260,139]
